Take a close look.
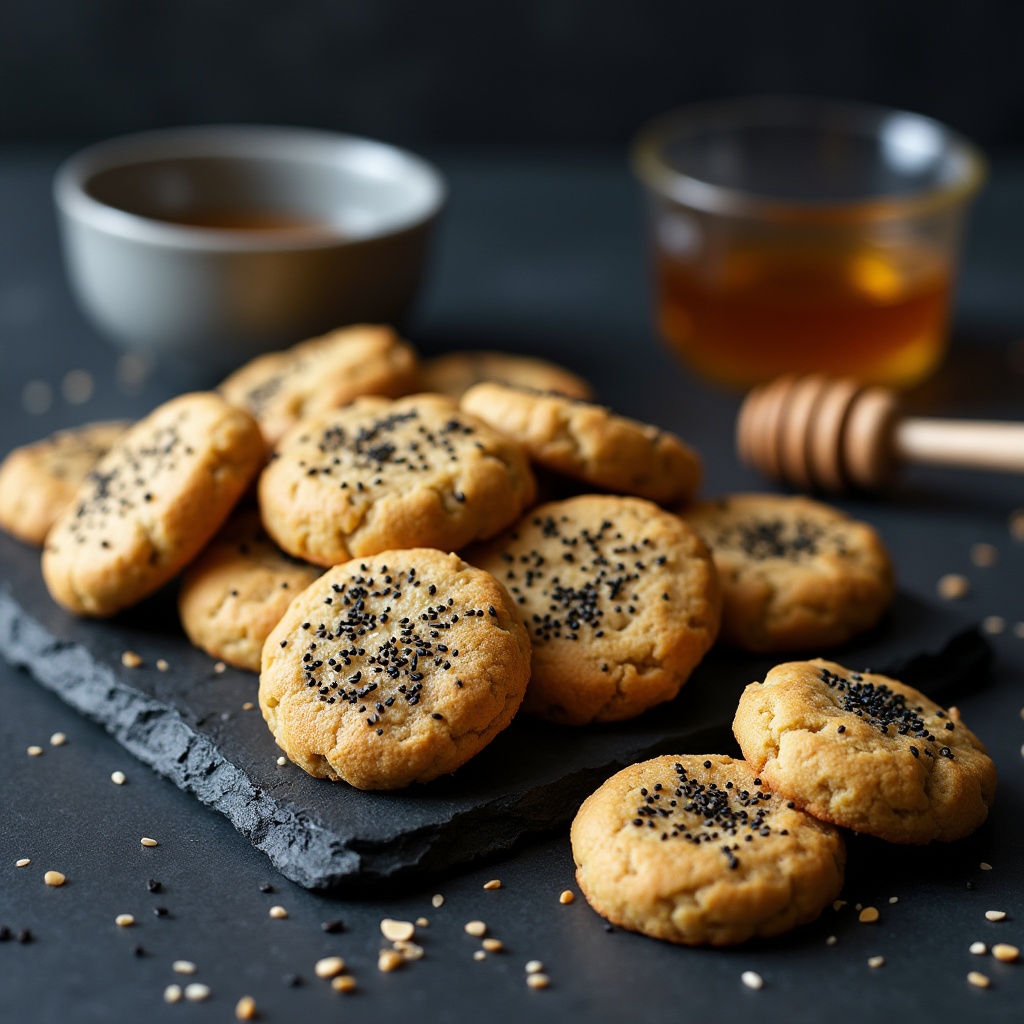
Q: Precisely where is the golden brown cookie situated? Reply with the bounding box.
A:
[421,350,594,401]
[460,383,700,506]
[42,393,265,617]
[219,324,420,446]
[259,548,532,790]
[0,420,130,546]
[571,754,845,946]
[468,495,720,724]
[733,659,997,843]
[680,494,894,653]
[259,393,536,566]
[178,509,322,671]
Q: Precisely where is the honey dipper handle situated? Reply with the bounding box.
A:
[896,417,1024,475]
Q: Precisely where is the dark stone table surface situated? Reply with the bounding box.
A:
[1,146,1023,1022]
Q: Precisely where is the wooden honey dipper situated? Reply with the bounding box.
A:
[736,373,1024,492]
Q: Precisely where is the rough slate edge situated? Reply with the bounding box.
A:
[0,535,991,890]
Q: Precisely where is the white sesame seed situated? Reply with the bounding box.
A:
[121,651,142,669]
[315,956,346,979]
[111,771,126,785]
[415,917,429,927]
[269,905,287,919]
[235,995,257,1020]
[156,659,169,672]
[526,974,550,990]
[992,943,1020,963]
[483,879,502,890]
[16,858,30,868]
[213,661,227,674]
[826,935,837,946]
[970,940,989,955]
[115,914,135,927]
[172,960,197,975]
[378,949,403,972]
[380,919,415,942]
[980,862,993,871]
[431,894,444,908]
[859,907,880,924]
[464,920,487,937]
[985,910,1007,922]
[394,940,425,961]
[184,982,211,1002]
[559,890,575,905]
[140,837,158,847]
[44,870,66,886]
[888,896,899,904]
[331,976,357,993]
[741,970,764,989]
[970,543,998,568]
[163,985,182,1004]
[983,616,1006,636]
[525,960,544,973]
[938,573,970,599]
[482,938,504,953]
[242,702,255,711]
[473,950,486,961]
[276,756,287,766]
[867,956,885,969]
[967,971,990,989]
[27,745,43,757]
[50,733,67,747]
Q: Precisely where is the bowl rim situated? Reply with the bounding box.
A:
[631,95,986,224]
[53,123,447,251]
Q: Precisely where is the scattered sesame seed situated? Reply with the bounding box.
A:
[985,910,1007,922]
[967,971,990,989]
[992,943,1020,963]
[867,956,885,969]
[483,938,504,952]
[121,651,143,669]
[888,897,899,904]
[380,919,415,942]
[173,960,197,974]
[258,883,274,893]
[331,975,357,993]
[415,917,429,927]
[832,900,847,911]
[164,985,182,1004]
[859,907,880,924]
[431,894,444,908]
[321,919,344,934]
[559,890,575,905]
[156,659,169,672]
[526,973,550,990]
[213,661,227,674]
[276,756,287,766]
[269,905,288,919]
[140,837,158,848]
[464,920,487,937]
[980,862,993,871]
[16,859,30,868]
[473,950,487,961]
[983,616,1006,635]
[970,942,988,955]
[115,914,135,927]
[483,879,502,890]
[741,970,764,989]
[315,956,346,979]
[826,936,837,946]
[1011,509,1024,541]
[378,949,403,972]
[970,543,998,568]
[61,369,94,405]
[111,771,127,785]
[184,982,211,1002]
[44,870,66,886]
[938,574,970,600]
[50,733,67,747]
[27,745,43,757]
[394,940,425,960]
[235,995,257,1021]
[525,960,544,973]
[147,879,162,893]
[242,702,255,711]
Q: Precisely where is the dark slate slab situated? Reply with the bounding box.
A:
[0,530,990,890]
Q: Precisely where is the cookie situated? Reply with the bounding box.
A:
[0,420,130,546]
[460,383,700,506]
[421,350,594,401]
[733,659,997,843]
[680,494,894,653]
[259,548,532,789]
[42,393,265,617]
[468,495,720,724]
[178,509,322,671]
[219,324,420,446]
[571,754,845,946]
[259,393,536,566]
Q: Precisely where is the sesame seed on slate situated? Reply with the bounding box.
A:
[992,943,1020,962]
[867,956,885,969]
[140,837,158,847]
[985,910,1007,922]
[121,651,142,669]
[44,870,66,886]
[315,956,345,979]
[115,914,135,927]
[332,976,357,993]
[431,894,444,908]
[111,771,126,785]
[938,574,970,600]
[16,859,30,868]
[184,983,211,1002]
[859,907,880,924]
[970,942,988,956]
[464,920,487,937]
[741,970,764,989]
[146,879,162,893]
[50,733,67,746]
[967,971,990,989]
[172,960,197,974]
[483,879,502,890]
[269,905,288,919]
[235,995,257,1020]
[321,919,344,933]
[559,891,575,905]
[526,974,550,990]
[27,746,42,757]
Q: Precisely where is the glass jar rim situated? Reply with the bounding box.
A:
[631,96,986,224]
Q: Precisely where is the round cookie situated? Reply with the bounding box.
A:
[0,420,130,546]
[259,393,536,566]
[680,494,894,653]
[42,393,265,617]
[421,350,594,401]
[468,495,720,724]
[733,659,997,843]
[178,509,323,671]
[571,754,845,946]
[460,383,700,506]
[219,324,420,446]
[259,548,532,790]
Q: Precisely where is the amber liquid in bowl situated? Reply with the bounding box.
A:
[656,239,952,389]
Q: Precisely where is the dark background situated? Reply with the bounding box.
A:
[3,0,1024,152]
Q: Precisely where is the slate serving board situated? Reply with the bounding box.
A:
[0,530,989,890]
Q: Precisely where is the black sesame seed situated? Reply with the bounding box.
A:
[321,919,345,934]
[146,879,162,893]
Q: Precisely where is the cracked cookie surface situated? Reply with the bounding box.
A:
[259,548,531,789]
[468,495,720,724]
[571,754,845,945]
[733,659,997,843]
[259,393,536,565]
[681,494,894,653]
[421,350,594,401]
[460,383,700,506]
[42,392,265,617]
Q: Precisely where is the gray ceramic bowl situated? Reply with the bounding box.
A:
[54,125,446,373]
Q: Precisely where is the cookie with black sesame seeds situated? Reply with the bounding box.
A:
[571,754,845,946]
[258,393,536,565]
[680,494,894,653]
[733,659,997,843]
[258,548,532,789]
[0,420,131,546]
[459,382,700,507]
[42,392,265,617]
[467,495,720,725]
[421,350,595,401]
[178,509,323,671]
[219,324,420,446]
